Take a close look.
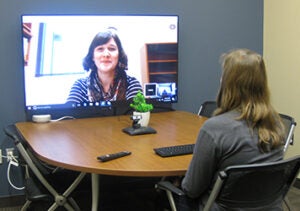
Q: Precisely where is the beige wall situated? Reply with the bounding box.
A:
[264,0,300,158]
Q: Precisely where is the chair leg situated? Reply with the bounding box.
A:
[47,172,86,211]
[283,196,293,211]
[68,197,81,211]
[166,190,177,211]
[21,200,32,211]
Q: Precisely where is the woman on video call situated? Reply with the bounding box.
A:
[180,49,285,210]
[67,27,142,103]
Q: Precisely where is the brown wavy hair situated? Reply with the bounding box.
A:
[214,49,285,152]
[83,28,128,100]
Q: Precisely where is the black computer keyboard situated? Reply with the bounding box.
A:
[154,144,195,157]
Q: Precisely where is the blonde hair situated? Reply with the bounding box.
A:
[215,49,285,152]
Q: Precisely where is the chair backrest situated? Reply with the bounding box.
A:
[204,155,300,211]
[279,113,297,153]
[197,101,217,117]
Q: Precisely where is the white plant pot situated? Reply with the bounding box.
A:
[133,111,150,127]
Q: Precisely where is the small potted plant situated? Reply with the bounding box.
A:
[130,90,153,127]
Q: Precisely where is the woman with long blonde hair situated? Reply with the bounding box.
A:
[181,49,285,210]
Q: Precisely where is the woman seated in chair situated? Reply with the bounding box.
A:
[180,49,286,210]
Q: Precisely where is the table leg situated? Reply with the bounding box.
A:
[91,173,99,211]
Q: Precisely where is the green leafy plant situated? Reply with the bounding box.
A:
[130,90,153,112]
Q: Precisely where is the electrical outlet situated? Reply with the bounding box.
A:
[0,149,2,164]
[6,148,14,162]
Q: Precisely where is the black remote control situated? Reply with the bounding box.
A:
[97,151,131,162]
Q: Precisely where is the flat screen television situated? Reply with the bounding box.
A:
[21,14,179,120]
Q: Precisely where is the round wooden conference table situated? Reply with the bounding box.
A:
[16,110,207,210]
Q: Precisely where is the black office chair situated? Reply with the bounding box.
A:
[156,155,300,211]
[4,124,87,211]
[279,113,297,154]
[197,101,217,118]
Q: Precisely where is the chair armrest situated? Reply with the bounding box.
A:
[155,181,186,196]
